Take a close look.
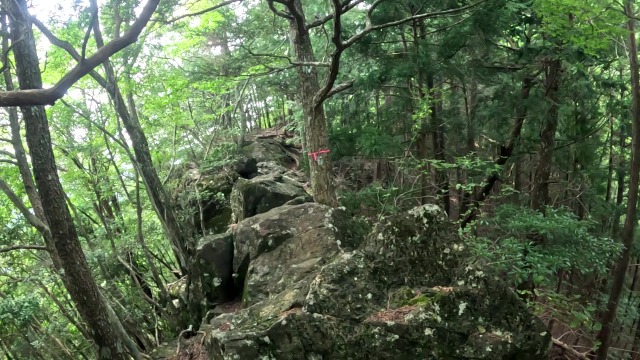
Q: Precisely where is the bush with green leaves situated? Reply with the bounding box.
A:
[339,181,421,220]
[330,124,403,159]
[466,205,621,289]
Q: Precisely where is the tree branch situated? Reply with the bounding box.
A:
[326,80,354,98]
[0,149,15,158]
[31,18,115,94]
[551,338,590,360]
[267,0,293,20]
[314,0,345,106]
[306,0,366,30]
[461,75,536,228]
[314,0,482,106]
[0,0,160,107]
[242,44,330,67]
[165,0,242,23]
[343,1,485,49]
[59,99,135,163]
[81,1,99,62]
[0,177,50,236]
[0,244,48,254]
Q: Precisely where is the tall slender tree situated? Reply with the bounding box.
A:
[595,1,640,357]
[4,0,140,358]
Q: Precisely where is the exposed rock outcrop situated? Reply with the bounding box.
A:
[172,156,258,234]
[231,203,357,306]
[230,173,311,222]
[171,138,305,235]
[193,204,550,359]
[194,233,236,304]
[241,139,298,167]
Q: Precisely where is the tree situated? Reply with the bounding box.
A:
[1,0,637,356]
[265,0,481,206]
[2,0,143,358]
[594,1,640,357]
[0,0,159,107]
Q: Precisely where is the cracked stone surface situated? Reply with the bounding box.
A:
[201,204,550,359]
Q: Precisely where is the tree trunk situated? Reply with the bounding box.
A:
[428,74,450,215]
[459,80,478,216]
[286,0,337,206]
[0,338,18,360]
[613,66,628,236]
[121,67,192,276]
[0,11,62,272]
[37,9,193,275]
[606,116,615,204]
[531,58,561,211]
[595,2,640,357]
[6,0,140,358]
[461,75,534,228]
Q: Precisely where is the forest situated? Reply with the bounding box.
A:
[0,0,639,359]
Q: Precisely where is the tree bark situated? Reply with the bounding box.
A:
[531,58,561,211]
[428,74,450,215]
[31,15,192,275]
[606,116,615,204]
[6,0,140,358]
[0,11,61,272]
[284,0,337,206]
[595,2,640,357]
[99,26,192,277]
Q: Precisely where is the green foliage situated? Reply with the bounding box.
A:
[531,289,602,331]
[0,0,638,356]
[339,181,418,219]
[201,137,239,171]
[0,295,41,330]
[330,124,403,158]
[533,0,625,57]
[468,205,621,288]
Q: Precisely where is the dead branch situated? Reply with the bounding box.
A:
[552,338,590,360]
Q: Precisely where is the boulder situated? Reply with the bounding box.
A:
[172,156,258,234]
[241,139,297,166]
[230,173,311,222]
[193,233,236,304]
[257,161,306,183]
[166,277,187,304]
[231,156,258,178]
[257,161,289,176]
[201,204,550,360]
[231,203,359,306]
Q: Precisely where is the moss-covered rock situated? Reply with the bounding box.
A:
[171,139,304,234]
[201,204,549,359]
[232,203,360,307]
[172,161,243,234]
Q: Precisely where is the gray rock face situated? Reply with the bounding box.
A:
[194,233,235,304]
[241,139,296,166]
[230,173,312,222]
[172,138,305,235]
[231,203,359,306]
[200,204,550,360]
[172,157,252,234]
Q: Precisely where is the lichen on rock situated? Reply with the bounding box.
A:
[195,204,550,359]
